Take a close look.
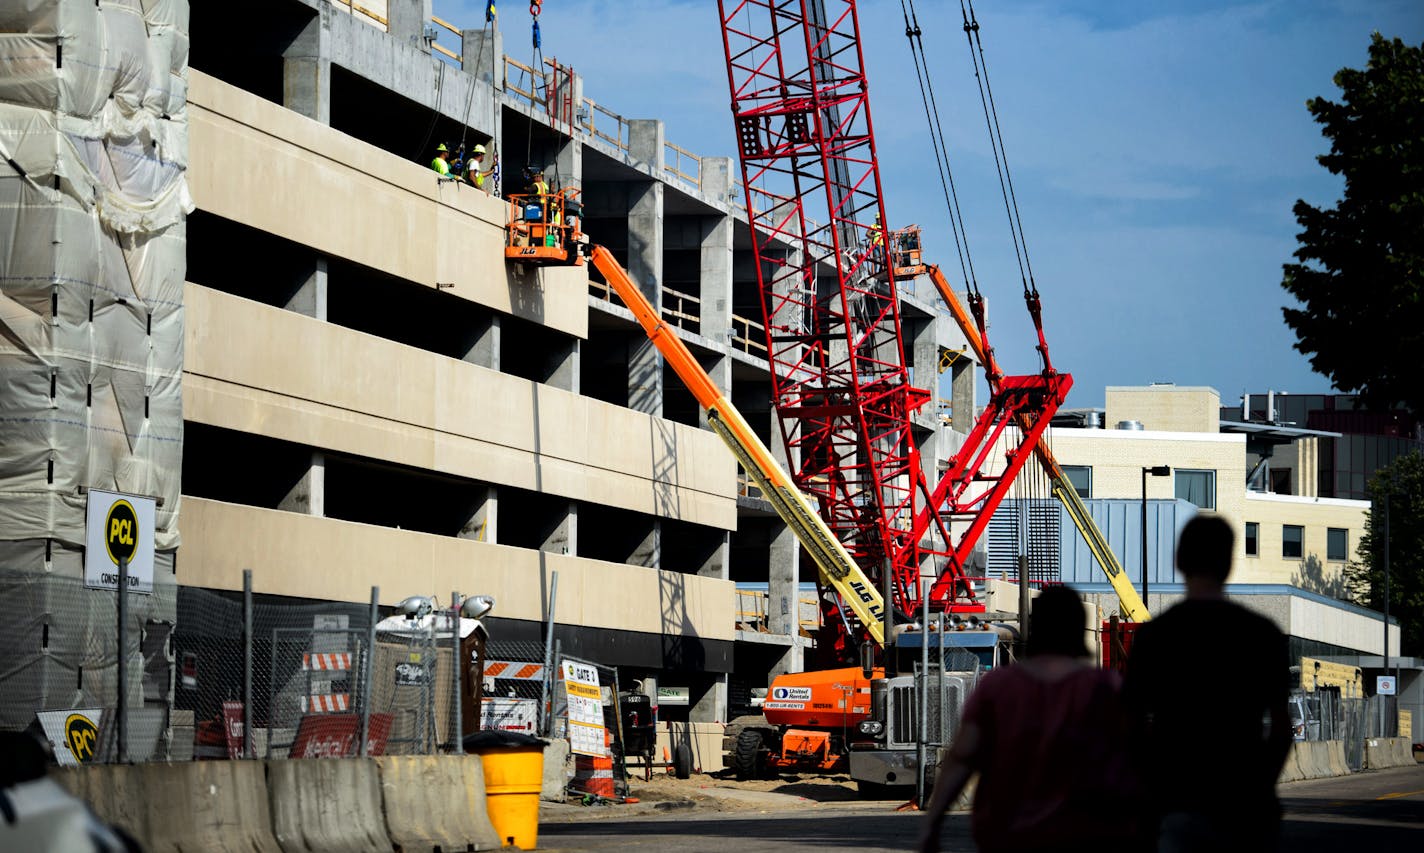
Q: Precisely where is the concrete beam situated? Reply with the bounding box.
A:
[699,207,734,345]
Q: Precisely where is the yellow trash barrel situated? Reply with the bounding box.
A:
[470,732,546,850]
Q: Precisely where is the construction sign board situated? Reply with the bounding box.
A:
[562,660,606,757]
[37,709,103,766]
[84,490,155,593]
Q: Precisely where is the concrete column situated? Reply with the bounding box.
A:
[691,673,728,724]
[280,452,325,516]
[628,118,665,174]
[767,519,800,637]
[543,501,576,555]
[770,642,804,680]
[460,26,502,87]
[283,10,331,124]
[698,355,731,431]
[627,178,664,417]
[630,519,661,569]
[545,338,580,393]
[701,155,734,206]
[950,354,975,434]
[695,531,731,580]
[388,0,434,53]
[285,257,328,320]
[458,486,498,543]
[699,215,734,345]
[462,314,501,369]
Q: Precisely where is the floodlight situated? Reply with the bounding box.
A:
[460,594,496,620]
[396,595,435,619]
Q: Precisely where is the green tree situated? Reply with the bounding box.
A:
[1345,451,1424,655]
[1281,34,1424,415]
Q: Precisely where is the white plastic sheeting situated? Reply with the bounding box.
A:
[0,0,189,549]
[0,0,188,732]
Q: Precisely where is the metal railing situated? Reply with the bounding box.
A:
[661,285,701,331]
[664,142,701,191]
[734,589,821,634]
[429,14,462,62]
[730,313,768,356]
[583,98,631,152]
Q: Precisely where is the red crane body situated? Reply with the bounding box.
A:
[717,0,1069,658]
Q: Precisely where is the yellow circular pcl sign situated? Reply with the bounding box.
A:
[104,499,138,566]
[64,713,99,763]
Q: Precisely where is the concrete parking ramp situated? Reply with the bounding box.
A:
[1365,738,1415,769]
[376,755,501,851]
[268,758,390,853]
[58,761,280,853]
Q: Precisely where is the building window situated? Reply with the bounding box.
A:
[1175,469,1216,510]
[1062,465,1092,499]
[1245,522,1259,557]
[1327,528,1348,561]
[1283,525,1304,559]
[1270,468,1292,495]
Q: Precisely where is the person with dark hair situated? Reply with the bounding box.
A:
[1123,515,1292,852]
[918,586,1143,853]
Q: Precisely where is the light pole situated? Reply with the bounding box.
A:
[1141,466,1171,611]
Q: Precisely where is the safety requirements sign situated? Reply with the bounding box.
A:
[85,490,156,594]
[562,661,606,757]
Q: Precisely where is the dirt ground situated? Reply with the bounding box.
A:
[540,768,876,823]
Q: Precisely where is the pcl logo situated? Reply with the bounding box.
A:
[104,499,138,567]
[64,713,99,763]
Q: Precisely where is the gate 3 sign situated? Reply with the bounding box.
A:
[85,490,156,594]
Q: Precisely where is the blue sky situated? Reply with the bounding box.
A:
[436,0,1422,409]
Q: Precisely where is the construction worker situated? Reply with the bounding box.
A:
[464,144,497,192]
[527,167,550,198]
[431,143,452,177]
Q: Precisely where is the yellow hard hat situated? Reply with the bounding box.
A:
[435,143,449,153]
[472,144,487,155]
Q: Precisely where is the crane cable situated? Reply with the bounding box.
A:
[960,0,1038,302]
[900,0,979,300]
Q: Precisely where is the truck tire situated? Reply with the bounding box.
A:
[732,729,766,781]
[673,743,693,779]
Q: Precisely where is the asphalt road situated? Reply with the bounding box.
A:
[539,765,1424,852]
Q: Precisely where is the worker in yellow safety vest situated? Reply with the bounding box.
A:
[464,144,497,192]
[431,143,452,176]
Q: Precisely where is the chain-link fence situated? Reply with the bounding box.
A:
[0,569,483,763]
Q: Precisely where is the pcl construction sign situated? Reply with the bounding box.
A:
[84,489,155,594]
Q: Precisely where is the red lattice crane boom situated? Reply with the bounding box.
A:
[717,0,1070,658]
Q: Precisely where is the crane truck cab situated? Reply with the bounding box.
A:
[847,627,1010,794]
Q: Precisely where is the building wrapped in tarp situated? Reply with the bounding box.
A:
[0,0,189,738]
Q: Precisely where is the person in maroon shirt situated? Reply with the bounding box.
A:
[918,586,1144,853]
[1123,515,1293,852]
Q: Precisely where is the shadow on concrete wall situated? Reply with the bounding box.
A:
[1292,553,1351,601]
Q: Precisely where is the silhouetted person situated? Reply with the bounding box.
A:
[1123,515,1292,852]
[918,586,1142,853]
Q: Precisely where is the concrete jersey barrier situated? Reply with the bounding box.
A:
[1365,737,1414,770]
[267,758,390,853]
[58,761,281,853]
[376,755,501,851]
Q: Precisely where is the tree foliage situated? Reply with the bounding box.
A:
[1345,451,1424,655]
[1281,34,1424,415]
